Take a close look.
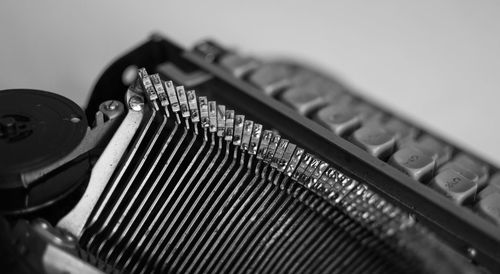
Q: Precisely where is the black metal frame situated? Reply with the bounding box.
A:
[88,34,500,272]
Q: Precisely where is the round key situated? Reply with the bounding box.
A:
[290,71,346,100]
[384,119,418,146]
[388,146,435,182]
[440,162,479,184]
[490,173,500,189]
[289,69,321,86]
[415,135,452,167]
[429,169,478,205]
[248,63,294,95]
[219,54,260,77]
[476,192,500,225]
[313,78,346,102]
[351,125,395,159]
[280,83,327,115]
[478,173,500,199]
[315,105,361,136]
[453,154,489,187]
[352,102,384,125]
[478,185,500,199]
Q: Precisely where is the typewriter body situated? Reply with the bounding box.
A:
[1,34,499,273]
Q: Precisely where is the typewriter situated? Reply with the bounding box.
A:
[1,34,499,274]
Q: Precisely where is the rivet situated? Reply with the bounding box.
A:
[129,96,144,111]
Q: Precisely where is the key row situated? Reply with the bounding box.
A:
[199,48,500,225]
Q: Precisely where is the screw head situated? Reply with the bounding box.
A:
[98,100,124,120]
[129,96,144,111]
[467,247,477,258]
[106,100,119,110]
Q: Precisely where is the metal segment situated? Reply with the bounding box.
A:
[77,71,417,274]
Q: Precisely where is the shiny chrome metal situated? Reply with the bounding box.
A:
[120,123,192,270]
[72,71,421,274]
[57,88,144,237]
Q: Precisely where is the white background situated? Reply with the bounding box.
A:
[1,1,500,166]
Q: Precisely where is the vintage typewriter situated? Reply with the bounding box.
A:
[1,34,499,274]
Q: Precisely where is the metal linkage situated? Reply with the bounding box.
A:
[79,68,416,274]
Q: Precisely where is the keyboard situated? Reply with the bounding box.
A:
[193,40,499,212]
[1,34,499,273]
[84,35,500,272]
